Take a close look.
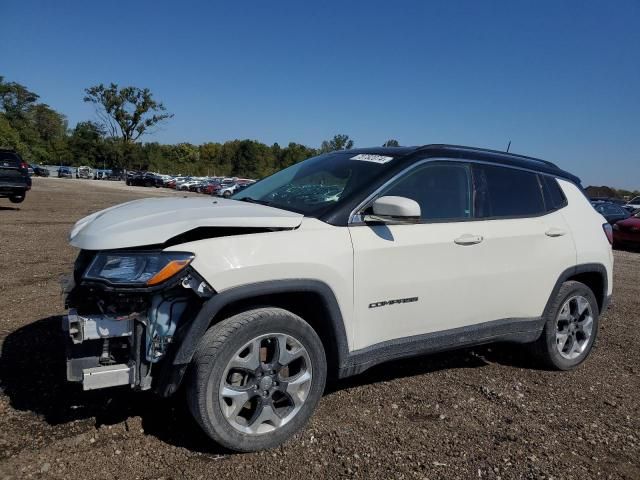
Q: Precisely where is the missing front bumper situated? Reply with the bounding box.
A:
[64,309,133,344]
[83,364,134,390]
[63,309,138,390]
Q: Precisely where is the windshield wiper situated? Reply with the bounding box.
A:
[237,197,271,206]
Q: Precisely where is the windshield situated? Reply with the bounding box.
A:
[233,151,396,215]
[629,197,640,204]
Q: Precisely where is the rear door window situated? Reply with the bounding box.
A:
[473,164,545,218]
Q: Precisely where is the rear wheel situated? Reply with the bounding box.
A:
[187,308,326,452]
[9,194,25,204]
[533,281,599,370]
[223,190,232,198]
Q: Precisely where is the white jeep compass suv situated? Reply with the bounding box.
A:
[63,145,613,452]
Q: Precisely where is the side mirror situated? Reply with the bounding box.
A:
[364,196,421,224]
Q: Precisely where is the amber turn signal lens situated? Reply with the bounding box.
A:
[146,259,192,286]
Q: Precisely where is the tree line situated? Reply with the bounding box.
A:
[0,75,400,178]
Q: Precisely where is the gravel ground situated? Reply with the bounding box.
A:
[0,178,638,479]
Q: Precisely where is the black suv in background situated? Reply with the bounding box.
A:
[0,149,31,203]
[126,171,162,187]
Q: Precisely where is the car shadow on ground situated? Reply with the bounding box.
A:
[0,316,221,454]
[0,316,538,455]
[0,206,20,211]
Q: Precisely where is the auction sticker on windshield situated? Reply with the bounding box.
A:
[350,154,394,164]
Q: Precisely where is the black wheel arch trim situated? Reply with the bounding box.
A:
[155,279,350,396]
[544,263,609,316]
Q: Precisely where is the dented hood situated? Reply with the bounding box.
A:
[69,197,304,250]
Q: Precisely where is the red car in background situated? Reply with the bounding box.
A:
[613,210,640,249]
[202,182,221,195]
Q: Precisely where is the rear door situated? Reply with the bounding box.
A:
[466,164,576,323]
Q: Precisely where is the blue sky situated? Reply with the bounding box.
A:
[2,0,639,188]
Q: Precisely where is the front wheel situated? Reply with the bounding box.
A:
[532,280,599,370]
[9,194,25,204]
[187,308,326,452]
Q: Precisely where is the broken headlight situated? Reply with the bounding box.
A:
[83,251,194,287]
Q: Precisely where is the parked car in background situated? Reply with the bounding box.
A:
[202,180,222,195]
[126,171,161,187]
[589,197,626,205]
[178,179,202,191]
[0,149,31,203]
[188,181,206,192]
[32,165,50,177]
[77,166,94,179]
[592,202,631,225]
[235,180,256,192]
[57,166,74,178]
[625,196,640,211]
[613,210,640,249]
[217,182,238,197]
[94,169,110,180]
[109,168,124,181]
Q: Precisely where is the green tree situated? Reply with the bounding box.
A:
[278,142,317,169]
[0,114,22,150]
[69,121,105,166]
[383,139,399,147]
[0,76,39,120]
[319,134,354,153]
[83,83,173,168]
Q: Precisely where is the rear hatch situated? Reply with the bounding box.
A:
[0,151,30,187]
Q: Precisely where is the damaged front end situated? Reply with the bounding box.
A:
[63,249,213,393]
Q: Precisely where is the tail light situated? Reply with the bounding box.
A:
[602,223,613,245]
[19,161,28,171]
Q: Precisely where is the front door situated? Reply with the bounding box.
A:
[349,161,480,350]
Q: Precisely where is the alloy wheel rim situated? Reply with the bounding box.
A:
[218,333,312,435]
[555,295,594,360]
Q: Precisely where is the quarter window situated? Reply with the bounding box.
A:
[380,163,472,220]
[540,175,567,211]
[473,164,545,218]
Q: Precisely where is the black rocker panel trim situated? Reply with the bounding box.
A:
[338,316,544,378]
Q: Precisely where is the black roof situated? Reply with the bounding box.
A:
[343,144,580,184]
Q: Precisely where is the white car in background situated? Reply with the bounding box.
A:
[625,196,640,211]
[216,182,239,197]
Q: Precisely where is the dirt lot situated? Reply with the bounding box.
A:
[0,178,638,479]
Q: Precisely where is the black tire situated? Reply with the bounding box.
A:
[532,280,600,370]
[223,190,232,198]
[186,307,326,452]
[9,195,25,204]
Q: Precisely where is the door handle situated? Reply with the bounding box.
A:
[545,227,567,237]
[454,234,483,246]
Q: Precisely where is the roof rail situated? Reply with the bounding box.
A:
[415,144,560,169]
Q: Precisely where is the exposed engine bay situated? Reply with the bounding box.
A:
[63,250,213,392]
